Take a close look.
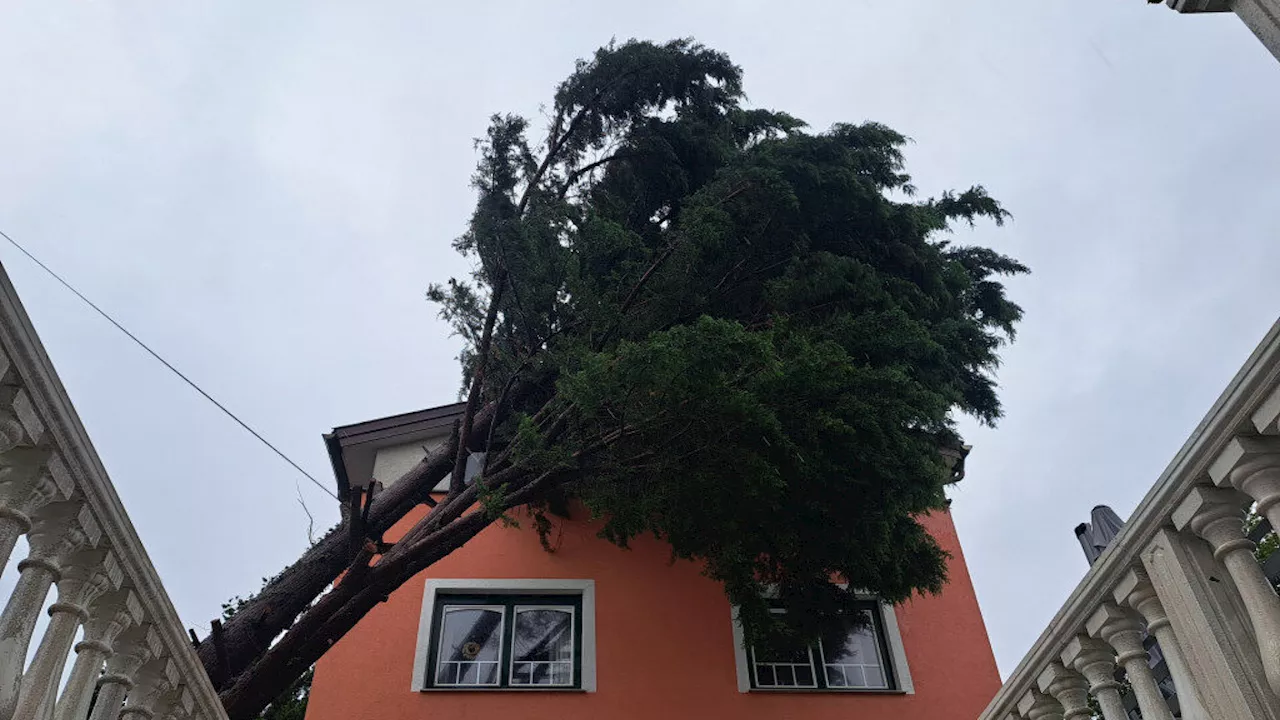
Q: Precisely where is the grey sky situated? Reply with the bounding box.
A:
[1,1,1277,678]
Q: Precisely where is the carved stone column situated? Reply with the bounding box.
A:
[1142,526,1280,719]
[1062,635,1126,720]
[149,687,191,720]
[0,385,54,573]
[1174,485,1280,698]
[0,450,71,576]
[88,625,161,720]
[1088,603,1174,720]
[1017,687,1065,720]
[12,550,122,720]
[0,503,100,720]
[1114,567,1208,720]
[1210,437,1280,536]
[1037,662,1092,720]
[54,590,141,720]
[119,660,178,720]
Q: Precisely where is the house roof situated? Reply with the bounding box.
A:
[323,401,465,501]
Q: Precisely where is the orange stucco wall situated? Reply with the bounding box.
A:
[306,504,1000,720]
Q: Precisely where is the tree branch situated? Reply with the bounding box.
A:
[449,274,507,496]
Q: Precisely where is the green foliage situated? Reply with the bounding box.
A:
[429,39,1028,644]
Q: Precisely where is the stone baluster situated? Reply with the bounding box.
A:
[0,385,50,567]
[1211,437,1280,539]
[1017,686,1065,720]
[1173,485,1280,698]
[0,385,47,456]
[0,450,72,576]
[119,659,178,720]
[1113,567,1208,720]
[0,503,100,720]
[1087,603,1174,720]
[1061,635,1126,720]
[152,688,191,720]
[12,550,123,720]
[54,589,142,720]
[1037,662,1092,720]
[88,625,161,720]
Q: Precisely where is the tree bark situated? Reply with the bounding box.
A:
[197,401,502,692]
[217,476,547,720]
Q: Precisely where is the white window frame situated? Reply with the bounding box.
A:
[412,579,596,692]
[508,604,576,688]
[729,594,913,694]
[750,643,820,689]
[433,605,506,688]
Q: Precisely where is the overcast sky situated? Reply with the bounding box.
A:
[1,1,1278,679]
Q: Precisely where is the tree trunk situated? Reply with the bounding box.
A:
[198,402,501,691]
[217,507,499,719]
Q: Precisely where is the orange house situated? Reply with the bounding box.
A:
[306,402,1001,720]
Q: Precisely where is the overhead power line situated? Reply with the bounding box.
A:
[0,227,339,502]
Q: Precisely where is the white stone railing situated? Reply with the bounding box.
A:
[0,262,226,720]
[979,318,1280,720]
[1165,0,1280,63]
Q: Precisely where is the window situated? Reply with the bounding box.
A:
[736,602,912,693]
[414,580,596,692]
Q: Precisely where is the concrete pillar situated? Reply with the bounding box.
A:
[118,659,177,720]
[0,503,100,720]
[1038,662,1092,720]
[1174,486,1280,699]
[1142,525,1280,719]
[13,552,122,720]
[54,590,140,720]
[1209,437,1280,537]
[1061,635,1126,720]
[0,451,70,576]
[88,625,160,720]
[1114,567,1208,720]
[1017,687,1065,720]
[1088,603,1174,720]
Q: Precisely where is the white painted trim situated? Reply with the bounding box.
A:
[730,606,752,693]
[728,598,913,694]
[433,605,505,687]
[412,578,596,692]
[878,601,914,694]
[509,605,576,687]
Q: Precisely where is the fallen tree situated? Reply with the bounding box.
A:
[201,38,1029,720]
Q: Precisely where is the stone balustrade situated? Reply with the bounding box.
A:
[980,319,1280,720]
[0,263,225,720]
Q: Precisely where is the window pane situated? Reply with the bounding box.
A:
[819,610,889,689]
[754,634,811,665]
[435,607,503,686]
[751,639,817,689]
[510,607,575,686]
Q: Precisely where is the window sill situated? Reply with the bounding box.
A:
[419,686,587,693]
[747,687,908,695]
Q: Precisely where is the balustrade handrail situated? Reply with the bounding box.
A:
[0,262,226,720]
[980,317,1280,719]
